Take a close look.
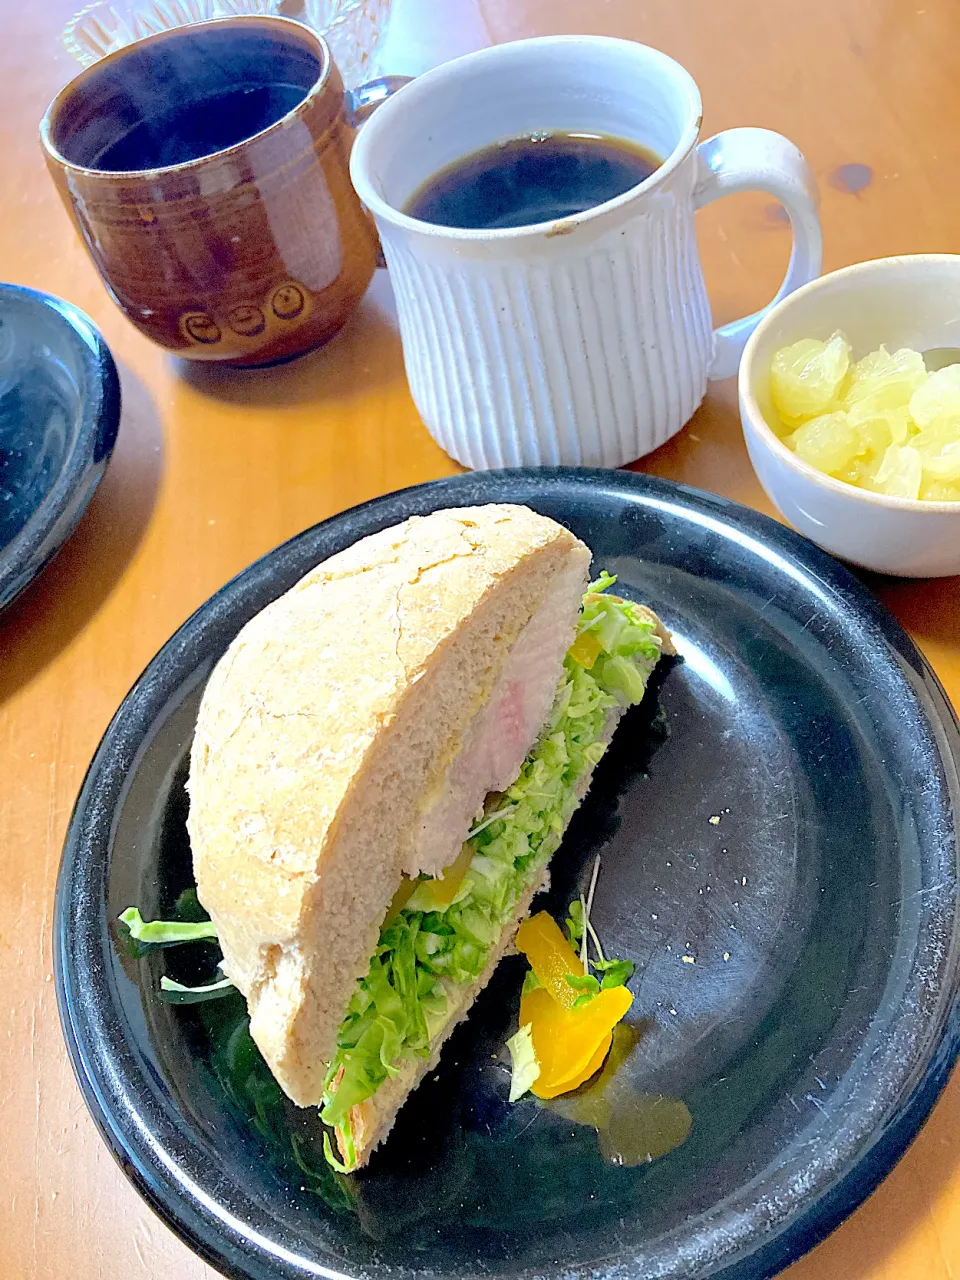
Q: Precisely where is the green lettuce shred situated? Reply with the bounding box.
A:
[506,1023,541,1102]
[160,974,237,1003]
[120,906,219,945]
[321,576,663,1157]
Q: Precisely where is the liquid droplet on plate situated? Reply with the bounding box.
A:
[547,1023,693,1167]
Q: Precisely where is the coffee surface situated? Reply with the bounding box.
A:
[92,83,306,171]
[405,131,662,230]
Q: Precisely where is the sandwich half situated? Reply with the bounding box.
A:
[187,504,671,1171]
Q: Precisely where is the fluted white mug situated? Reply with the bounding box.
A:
[350,36,823,470]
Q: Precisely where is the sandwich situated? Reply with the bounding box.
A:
[186,504,671,1171]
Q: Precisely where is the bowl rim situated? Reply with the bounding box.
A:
[0,283,121,611]
[739,253,960,516]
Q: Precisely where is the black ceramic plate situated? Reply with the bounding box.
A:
[56,469,960,1280]
[0,283,120,611]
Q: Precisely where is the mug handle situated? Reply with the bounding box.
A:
[344,76,413,128]
[693,127,823,380]
[344,76,413,267]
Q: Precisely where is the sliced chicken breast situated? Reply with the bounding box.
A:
[411,554,588,878]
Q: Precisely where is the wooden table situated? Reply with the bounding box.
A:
[2,0,959,1275]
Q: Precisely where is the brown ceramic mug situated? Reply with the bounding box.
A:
[40,17,408,366]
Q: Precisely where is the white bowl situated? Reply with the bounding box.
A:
[739,254,960,578]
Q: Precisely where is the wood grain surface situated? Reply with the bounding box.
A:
[1,0,958,1276]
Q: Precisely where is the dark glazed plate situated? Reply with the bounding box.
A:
[56,469,960,1280]
[0,283,120,610]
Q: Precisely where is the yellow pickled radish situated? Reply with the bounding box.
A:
[533,1029,613,1099]
[515,911,585,1009]
[568,630,604,670]
[872,444,923,499]
[385,875,421,920]
[791,411,861,475]
[843,345,926,407]
[908,364,960,428]
[519,984,633,1099]
[770,333,851,422]
[574,1034,613,1088]
[424,839,478,907]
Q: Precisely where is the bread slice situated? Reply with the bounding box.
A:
[187,505,591,1107]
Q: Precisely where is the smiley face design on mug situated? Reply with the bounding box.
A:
[182,312,222,345]
[271,283,308,322]
[228,304,267,338]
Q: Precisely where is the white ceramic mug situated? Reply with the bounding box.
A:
[350,35,823,470]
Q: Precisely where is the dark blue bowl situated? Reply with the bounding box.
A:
[0,283,120,611]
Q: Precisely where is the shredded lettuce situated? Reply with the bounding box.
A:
[119,901,236,1002]
[321,577,663,1156]
[507,1023,541,1101]
[160,974,237,1003]
[521,968,542,995]
[120,906,219,945]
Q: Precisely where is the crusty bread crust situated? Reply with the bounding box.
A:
[187,504,589,1105]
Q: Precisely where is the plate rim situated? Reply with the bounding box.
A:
[0,282,121,612]
[54,467,960,1280]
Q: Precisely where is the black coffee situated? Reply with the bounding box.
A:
[92,84,306,171]
[54,26,321,173]
[405,131,662,231]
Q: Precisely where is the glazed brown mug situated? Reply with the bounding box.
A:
[40,17,408,366]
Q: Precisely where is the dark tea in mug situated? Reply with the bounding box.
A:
[91,85,307,171]
[405,131,663,231]
[52,25,318,172]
